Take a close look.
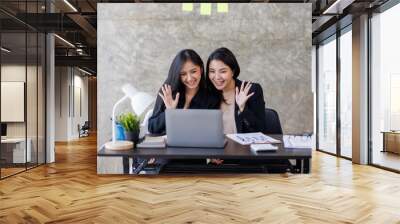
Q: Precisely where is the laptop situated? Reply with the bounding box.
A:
[165,109,225,148]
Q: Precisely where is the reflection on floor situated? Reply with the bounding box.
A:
[373,151,400,171]
[0,167,25,177]
[0,162,42,178]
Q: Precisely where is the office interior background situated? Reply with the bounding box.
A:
[1,0,400,223]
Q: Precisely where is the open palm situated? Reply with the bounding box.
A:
[236,82,254,112]
[159,84,180,109]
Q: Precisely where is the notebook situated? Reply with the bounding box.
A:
[136,135,166,148]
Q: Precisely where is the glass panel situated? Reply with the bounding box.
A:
[340,28,352,158]
[27,31,38,169]
[1,30,28,177]
[0,1,46,178]
[318,36,337,154]
[371,3,400,171]
[38,32,45,165]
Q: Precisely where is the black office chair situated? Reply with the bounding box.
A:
[264,108,283,134]
[78,121,90,138]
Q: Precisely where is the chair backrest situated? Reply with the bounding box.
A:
[82,121,90,129]
[264,108,283,134]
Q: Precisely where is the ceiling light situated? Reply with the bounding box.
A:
[78,67,93,76]
[322,0,355,15]
[1,47,11,53]
[54,34,75,48]
[63,0,78,12]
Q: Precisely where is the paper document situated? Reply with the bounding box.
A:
[250,144,278,153]
[283,135,312,148]
[226,132,281,145]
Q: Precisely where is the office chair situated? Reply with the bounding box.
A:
[264,108,283,134]
[79,121,90,138]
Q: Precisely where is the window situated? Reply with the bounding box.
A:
[371,3,400,171]
[340,28,352,158]
[318,36,337,154]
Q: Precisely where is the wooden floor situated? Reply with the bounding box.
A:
[1,135,400,224]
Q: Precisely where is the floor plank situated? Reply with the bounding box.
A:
[1,134,400,223]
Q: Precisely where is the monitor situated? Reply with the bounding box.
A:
[1,123,7,137]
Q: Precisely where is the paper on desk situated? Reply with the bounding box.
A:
[226,132,281,145]
[283,135,312,148]
[250,143,278,153]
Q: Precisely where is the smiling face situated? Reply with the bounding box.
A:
[208,59,235,91]
[179,60,202,90]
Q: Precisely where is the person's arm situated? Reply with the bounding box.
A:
[147,96,167,135]
[237,83,266,133]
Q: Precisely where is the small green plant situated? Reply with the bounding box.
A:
[118,112,140,133]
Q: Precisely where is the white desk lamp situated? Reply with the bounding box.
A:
[105,84,154,150]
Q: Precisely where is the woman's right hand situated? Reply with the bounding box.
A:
[158,84,180,109]
[209,159,224,165]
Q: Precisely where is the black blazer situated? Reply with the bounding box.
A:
[233,79,267,133]
[148,88,219,135]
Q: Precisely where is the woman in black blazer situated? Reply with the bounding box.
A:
[148,49,218,135]
[206,47,267,134]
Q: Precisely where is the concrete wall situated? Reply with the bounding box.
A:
[97,3,312,173]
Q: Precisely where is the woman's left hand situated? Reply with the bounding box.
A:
[236,81,254,112]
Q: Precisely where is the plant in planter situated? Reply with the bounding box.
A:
[118,112,140,145]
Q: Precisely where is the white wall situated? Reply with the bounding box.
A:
[54,67,89,141]
[1,65,37,138]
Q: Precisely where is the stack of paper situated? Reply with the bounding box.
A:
[137,135,166,148]
[226,132,281,145]
[250,144,278,153]
[283,135,312,148]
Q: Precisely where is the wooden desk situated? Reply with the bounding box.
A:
[382,131,400,154]
[98,135,312,174]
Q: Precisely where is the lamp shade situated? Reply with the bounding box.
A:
[131,92,154,116]
[122,84,154,116]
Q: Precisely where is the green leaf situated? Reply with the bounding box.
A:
[117,112,140,132]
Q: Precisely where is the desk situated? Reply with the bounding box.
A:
[1,138,31,164]
[382,131,400,154]
[98,135,312,174]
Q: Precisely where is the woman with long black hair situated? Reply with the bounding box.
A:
[148,49,217,134]
[206,47,267,135]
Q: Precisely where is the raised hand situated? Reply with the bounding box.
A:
[235,81,254,112]
[210,158,224,165]
[158,84,180,109]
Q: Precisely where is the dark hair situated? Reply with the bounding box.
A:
[206,47,240,103]
[206,47,240,80]
[163,49,206,95]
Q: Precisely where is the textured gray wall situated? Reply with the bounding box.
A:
[97,3,312,173]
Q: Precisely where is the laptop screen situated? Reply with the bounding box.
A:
[1,123,7,137]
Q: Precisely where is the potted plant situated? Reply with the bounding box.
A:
[118,112,140,145]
